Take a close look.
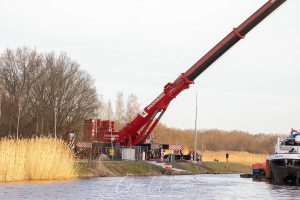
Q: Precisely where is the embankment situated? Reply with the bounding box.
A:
[77,161,164,177]
[77,161,251,178]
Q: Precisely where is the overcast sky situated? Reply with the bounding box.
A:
[1,0,299,134]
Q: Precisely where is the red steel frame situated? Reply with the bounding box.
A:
[96,0,286,146]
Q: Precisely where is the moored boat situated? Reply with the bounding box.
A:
[269,129,300,184]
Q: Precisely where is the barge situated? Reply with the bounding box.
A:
[269,129,300,184]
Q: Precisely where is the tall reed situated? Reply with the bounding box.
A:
[0,137,77,182]
[202,151,267,166]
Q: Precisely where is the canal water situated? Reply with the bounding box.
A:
[1,174,300,200]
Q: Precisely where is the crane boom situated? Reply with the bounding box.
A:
[185,0,286,81]
[98,0,286,146]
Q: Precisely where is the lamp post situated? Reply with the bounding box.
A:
[194,92,198,162]
[201,125,203,161]
[110,128,114,161]
[54,98,58,139]
[0,88,2,127]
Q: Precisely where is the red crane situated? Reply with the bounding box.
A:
[93,0,286,146]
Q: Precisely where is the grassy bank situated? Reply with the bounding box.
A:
[77,161,164,178]
[0,138,77,182]
[77,160,251,178]
[172,162,251,174]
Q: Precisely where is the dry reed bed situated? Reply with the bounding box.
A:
[202,151,267,166]
[0,138,77,182]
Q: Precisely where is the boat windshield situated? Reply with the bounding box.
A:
[281,138,299,146]
[288,133,300,139]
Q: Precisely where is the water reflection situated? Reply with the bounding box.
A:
[1,174,300,200]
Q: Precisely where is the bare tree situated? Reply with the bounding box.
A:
[125,94,140,123]
[16,93,25,139]
[35,52,99,137]
[97,95,106,119]
[0,47,99,138]
[0,85,2,128]
[0,47,43,138]
[114,92,126,127]
[105,99,113,120]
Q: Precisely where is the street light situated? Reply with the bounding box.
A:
[194,92,198,162]
[110,128,114,161]
[0,103,1,127]
[54,98,58,139]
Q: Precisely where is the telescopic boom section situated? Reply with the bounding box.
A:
[119,0,286,146]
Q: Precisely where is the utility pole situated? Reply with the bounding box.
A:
[16,96,23,140]
[54,98,58,139]
[110,128,114,161]
[201,126,204,161]
[0,87,2,127]
[16,102,20,140]
[194,92,198,162]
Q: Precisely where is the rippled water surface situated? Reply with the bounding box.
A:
[1,174,300,200]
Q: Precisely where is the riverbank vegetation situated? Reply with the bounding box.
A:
[154,124,279,154]
[77,161,164,177]
[77,161,251,178]
[172,162,251,174]
[0,138,77,182]
[202,151,267,165]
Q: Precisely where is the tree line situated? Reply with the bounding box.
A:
[0,47,99,138]
[153,124,279,154]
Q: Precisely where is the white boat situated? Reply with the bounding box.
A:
[269,129,300,184]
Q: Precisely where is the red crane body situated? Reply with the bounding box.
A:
[94,0,286,146]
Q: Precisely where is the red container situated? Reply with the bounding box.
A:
[260,162,267,170]
[252,162,266,169]
[252,162,267,174]
[252,163,261,169]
